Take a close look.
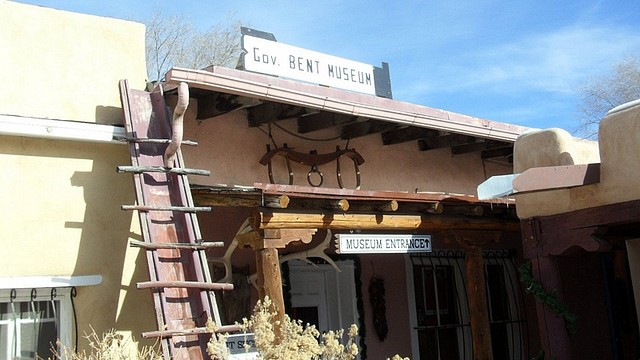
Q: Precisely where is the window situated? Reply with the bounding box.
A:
[408,250,528,360]
[0,288,72,360]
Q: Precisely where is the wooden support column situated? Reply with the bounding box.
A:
[446,230,498,360]
[531,256,573,360]
[255,247,286,325]
[237,227,317,340]
[465,244,493,360]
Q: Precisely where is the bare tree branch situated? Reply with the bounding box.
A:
[576,55,640,139]
[145,11,243,82]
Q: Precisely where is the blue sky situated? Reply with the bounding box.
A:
[15,0,640,132]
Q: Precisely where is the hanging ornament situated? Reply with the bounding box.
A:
[369,276,388,341]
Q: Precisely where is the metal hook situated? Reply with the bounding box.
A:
[10,289,16,303]
[307,165,323,187]
[50,288,57,301]
[30,288,37,302]
[336,155,362,190]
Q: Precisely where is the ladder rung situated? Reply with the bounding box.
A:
[122,137,198,146]
[142,324,242,339]
[121,205,211,212]
[137,281,234,291]
[129,240,224,250]
[117,165,210,176]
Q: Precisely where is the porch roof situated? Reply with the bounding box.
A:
[165,66,532,162]
[192,183,519,232]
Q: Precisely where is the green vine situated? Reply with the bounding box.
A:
[518,261,577,335]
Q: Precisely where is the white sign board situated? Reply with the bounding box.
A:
[241,34,377,96]
[226,333,258,359]
[337,234,432,254]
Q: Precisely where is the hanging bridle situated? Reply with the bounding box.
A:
[260,144,365,189]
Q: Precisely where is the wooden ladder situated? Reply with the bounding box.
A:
[118,79,237,359]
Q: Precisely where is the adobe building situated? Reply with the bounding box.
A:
[478,101,640,359]
[0,1,551,359]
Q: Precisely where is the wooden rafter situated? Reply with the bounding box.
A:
[340,119,400,139]
[381,126,440,145]
[417,133,478,151]
[296,112,357,133]
[247,102,310,127]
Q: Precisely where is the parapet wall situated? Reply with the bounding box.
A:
[513,102,640,218]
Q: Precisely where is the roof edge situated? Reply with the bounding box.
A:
[165,66,532,142]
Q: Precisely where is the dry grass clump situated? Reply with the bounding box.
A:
[208,296,359,360]
[46,327,161,360]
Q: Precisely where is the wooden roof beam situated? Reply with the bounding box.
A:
[247,102,312,127]
[296,112,357,133]
[381,126,440,145]
[192,187,290,208]
[194,92,261,120]
[481,145,513,159]
[341,119,400,139]
[417,134,477,151]
[250,209,520,232]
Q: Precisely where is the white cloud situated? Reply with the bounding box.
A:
[437,24,640,95]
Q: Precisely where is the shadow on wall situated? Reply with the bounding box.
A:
[68,140,155,345]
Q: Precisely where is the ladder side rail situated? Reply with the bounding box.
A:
[119,80,172,359]
[174,148,224,328]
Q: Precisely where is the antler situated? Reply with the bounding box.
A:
[247,230,340,287]
[279,230,340,271]
[209,218,253,284]
[212,223,340,286]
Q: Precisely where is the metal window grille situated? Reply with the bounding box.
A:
[0,289,63,360]
[411,250,529,360]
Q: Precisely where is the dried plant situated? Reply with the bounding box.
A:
[387,355,411,360]
[45,327,161,360]
[208,296,360,360]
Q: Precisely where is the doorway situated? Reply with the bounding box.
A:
[286,259,359,333]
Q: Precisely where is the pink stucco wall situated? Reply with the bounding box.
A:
[180,103,511,195]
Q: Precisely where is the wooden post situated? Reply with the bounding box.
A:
[465,244,493,360]
[446,230,498,360]
[237,227,317,341]
[255,247,286,326]
[531,256,573,360]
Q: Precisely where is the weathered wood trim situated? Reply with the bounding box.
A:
[520,199,640,258]
[513,163,600,193]
[192,187,290,208]
[236,229,317,249]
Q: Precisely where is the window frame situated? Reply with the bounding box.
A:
[0,287,73,360]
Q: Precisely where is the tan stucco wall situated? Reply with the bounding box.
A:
[513,102,640,218]
[0,1,154,350]
[513,128,599,218]
[0,0,146,124]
